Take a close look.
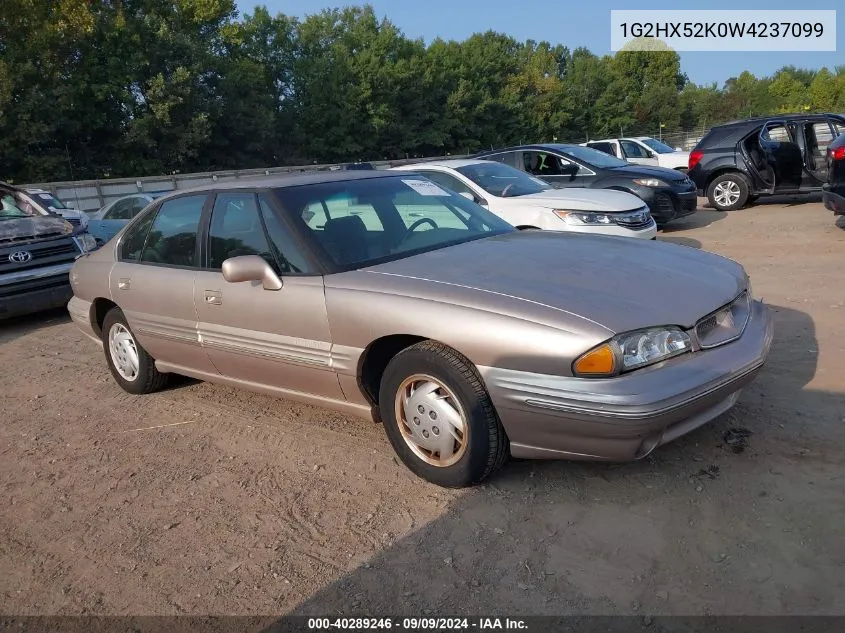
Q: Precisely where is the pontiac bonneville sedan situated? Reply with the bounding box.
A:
[67,171,773,488]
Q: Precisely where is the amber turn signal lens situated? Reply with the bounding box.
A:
[573,343,616,377]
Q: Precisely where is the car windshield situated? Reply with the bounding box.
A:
[639,138,677,154]
[455,162,552,197]
[0,193,38,219]
[556,145,629,168]
[30,191,69,209]
[277,175,514,270]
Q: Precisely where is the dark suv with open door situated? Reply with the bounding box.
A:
[688,113,845,211]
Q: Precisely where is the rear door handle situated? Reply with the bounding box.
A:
[117,278,131,290]
[204,290,222,305]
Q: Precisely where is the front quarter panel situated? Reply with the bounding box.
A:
[68,246,116,338]
[325,269,613,389]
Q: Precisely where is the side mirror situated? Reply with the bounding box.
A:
[560,162,578,175]
[221,255,282,291]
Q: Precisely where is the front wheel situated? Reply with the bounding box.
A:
[378,341,508,488]
[102,307,169,394]
[707,173,750,211]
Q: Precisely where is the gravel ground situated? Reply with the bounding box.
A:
[1,197,844,617]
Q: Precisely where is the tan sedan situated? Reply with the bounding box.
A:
[68,171,773,487]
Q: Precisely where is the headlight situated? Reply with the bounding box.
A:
[554,210,616,225]
[74,232,98,253]
[632,178,667,188]
[573,326,692,377]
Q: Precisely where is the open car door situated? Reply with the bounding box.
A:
[753,120,804,193]
[798,118,841,187]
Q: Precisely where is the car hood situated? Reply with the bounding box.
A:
[365,231,747,333]
[606,164,690,182]
[0,215,73,244]
[505,188,644,212]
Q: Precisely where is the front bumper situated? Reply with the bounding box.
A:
[561,219,657,240]
[0,265,74,319]
[634,186,698,224]
[479,299,773,461]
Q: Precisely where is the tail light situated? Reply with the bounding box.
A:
[831,146,845,161]
[688,150,703,171]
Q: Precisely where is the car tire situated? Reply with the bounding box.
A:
[378,340,508,488]
[707,173,750,211]
[102,306,169,395]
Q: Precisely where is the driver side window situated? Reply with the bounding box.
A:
[620,140,650,159]
[417,171,474,198]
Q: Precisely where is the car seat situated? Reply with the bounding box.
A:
[322,215,369,265]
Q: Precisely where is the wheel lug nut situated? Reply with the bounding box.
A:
[413,417,420,425]
[432,426,439,435]
[417,405,425,414]
[429,411,437,420]
[422,430,430,438]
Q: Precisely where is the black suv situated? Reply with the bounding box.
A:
[688,113,845,211]
[822,131,845,217]
[473,144,697,225]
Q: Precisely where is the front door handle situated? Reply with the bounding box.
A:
[204,290,222,305]
[117,278,131,290]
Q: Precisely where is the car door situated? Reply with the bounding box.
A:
[620,140,660,166]
[756,120,804,192]
[798,119,837,187]
[193,191,343,399]
[110,194,218,374]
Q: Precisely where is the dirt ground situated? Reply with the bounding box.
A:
[1,196,844,618]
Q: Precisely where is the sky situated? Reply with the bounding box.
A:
[236,0,843,87]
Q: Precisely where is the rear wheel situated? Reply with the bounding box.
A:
[707,173,750,211]
[102,307,168,394]
[378,341,508,488]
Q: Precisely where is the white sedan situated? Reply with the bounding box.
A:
[391,159,657,239]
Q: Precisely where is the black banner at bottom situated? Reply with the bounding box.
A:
[1,617,844,633]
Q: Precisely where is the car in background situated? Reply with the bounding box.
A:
[822,132,845,216]
[473,144,697,226]
[67,171,772,487]
[1,187,96,319]
[391,159,656,239]
[688,113,845,211]
[22,188,90,230]
[88,193,164,245]
[582,137,690,171]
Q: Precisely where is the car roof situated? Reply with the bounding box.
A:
[393,158,489,170]
[475,143,592,155]
[155,170,401,201]
[715,112,843,129]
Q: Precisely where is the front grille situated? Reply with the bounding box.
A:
[0,237,80,274]
[680,196,697,211]
[695,292,751,349]
[0,274,71,299]
[652,192,675,217]
[66,217,81,227]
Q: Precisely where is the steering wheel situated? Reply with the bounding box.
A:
[401,217,438,242]
[500,184,515,198]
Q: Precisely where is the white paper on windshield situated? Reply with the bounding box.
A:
[401,179,450,197]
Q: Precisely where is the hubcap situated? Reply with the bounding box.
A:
[108,323,140,381]
[713,181,741,207]
[394,374,468,468]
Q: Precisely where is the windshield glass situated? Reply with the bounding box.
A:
[0,193,38,218]
[639,138,677,154]
[30,191,69,209]
[456,162,552,197]
[555,145,629,168]
[277,175,513,270]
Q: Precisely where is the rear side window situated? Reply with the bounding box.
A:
[119,208,157,261]
[587,142,615,156]
[139,195,205,267]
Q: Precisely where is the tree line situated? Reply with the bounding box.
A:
[1,1,844,183]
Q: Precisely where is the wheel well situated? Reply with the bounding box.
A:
[705,168,747,191]
[90,298,118,339]
[357,334,427,410]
